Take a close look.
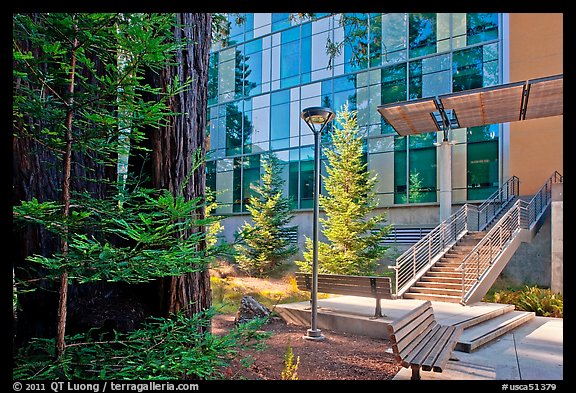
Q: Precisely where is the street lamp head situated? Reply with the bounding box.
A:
[301,106,335,135]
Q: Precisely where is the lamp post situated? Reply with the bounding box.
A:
[300,106,335,341]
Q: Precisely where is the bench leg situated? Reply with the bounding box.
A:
[370,298,384,319]
[410,365,421,380]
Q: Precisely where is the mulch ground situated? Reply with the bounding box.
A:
[212,313,402,380]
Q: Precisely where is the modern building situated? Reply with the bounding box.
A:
[205,13,563,272]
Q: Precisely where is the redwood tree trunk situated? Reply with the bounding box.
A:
[150,13,212,319]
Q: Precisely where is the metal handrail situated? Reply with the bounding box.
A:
[473,176,520,231]
[392,176,520,297]
[457,171,563,303]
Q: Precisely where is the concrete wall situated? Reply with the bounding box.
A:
[551,183,563,294]
[217,204,444,264]
[500,210,551,287]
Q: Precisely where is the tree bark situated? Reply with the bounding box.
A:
[150,13,212,319]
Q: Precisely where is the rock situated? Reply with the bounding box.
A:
[234,295,271,325]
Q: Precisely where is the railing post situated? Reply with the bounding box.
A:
[413,247,417,277]
[476,251,480,281]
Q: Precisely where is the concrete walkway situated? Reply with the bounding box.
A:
[275,296,563,381]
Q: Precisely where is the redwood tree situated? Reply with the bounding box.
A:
[147,13,213,318]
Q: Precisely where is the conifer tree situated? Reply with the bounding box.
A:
[235,153,298,277]
[296,104,391,275]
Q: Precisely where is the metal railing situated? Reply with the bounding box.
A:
[473,176,520,231]
[392,176,520,297]
[457,171,563,304]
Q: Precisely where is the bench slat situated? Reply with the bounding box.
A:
[397,323,439,367]
[427,326,463,372]
[391,308,435,351]
[394,314,436,358]
[405,324,450,368]
[314,285,392,298]
[386,301,432,335]
[295,273,392,299]
[295,273,391,287]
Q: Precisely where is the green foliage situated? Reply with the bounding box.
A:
[484,285,563,318]
[235,153,298,277]
[281,342,300,380]
[13,308,270,380]
[14,181,225,284]
[296,104,391,275]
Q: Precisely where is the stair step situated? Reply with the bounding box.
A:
[455,310,535,353]
[408,287,461,296]
[426,271,461,278]
[413,282,461,290]
[453,304,516,329]
[430,266,459,272]
[436,261,462,268]
[420,276,461,284]
[403,293,462,303]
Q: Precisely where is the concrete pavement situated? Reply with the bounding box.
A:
[393,315,562,380]
[275,296,563,381]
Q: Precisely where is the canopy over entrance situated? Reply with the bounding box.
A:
[377,74,563,136]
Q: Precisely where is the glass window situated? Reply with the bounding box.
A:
[233,157,242,212]
[382,13,407,64]
[280,27,301,88]
[408,137,437,203]
[289,160,299,210]
[243,39,263,97]
[452,46,482,91]
[394,136,407,204]
[208,52,219,106]
[271,102,290,150]
[272,13,291,32]
[228,14,245,46]
[225,101,244,156]
[300,158,314,209]
[467,13,498,45]
[409,60,422,99]
[452,44,498,92]
[409,13,437,58]
[467,125,499,200]
[369,13,382,68]
[206,160,216,193]
[343,13,369,73]
[242,154,261,211]
[381,63,407,104]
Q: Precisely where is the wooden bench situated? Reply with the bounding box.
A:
[386,300,463,380]
[294,272,393,318]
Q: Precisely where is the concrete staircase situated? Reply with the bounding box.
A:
[403,231,486,303]
[402,197,518,304]
[454,305,535,353]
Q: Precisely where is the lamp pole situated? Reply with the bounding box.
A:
[300,106,335,341]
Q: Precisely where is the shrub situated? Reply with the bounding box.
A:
[485,285,563,318]
[281,342,299,380]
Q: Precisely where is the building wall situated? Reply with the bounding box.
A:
[508,13,563,195]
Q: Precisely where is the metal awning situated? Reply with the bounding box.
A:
[377,74,563,136]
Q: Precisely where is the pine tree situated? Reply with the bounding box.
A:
[235,153,298,277]
[296,104,391,275]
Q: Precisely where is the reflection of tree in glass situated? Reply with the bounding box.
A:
[235,48,257,98]
[408,171,424,203]
[207,52,219,104]
[225,102,252,155]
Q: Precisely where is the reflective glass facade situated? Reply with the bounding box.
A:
[206,13,502,214]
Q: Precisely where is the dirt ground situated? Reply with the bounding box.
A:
[211,312,402,381]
